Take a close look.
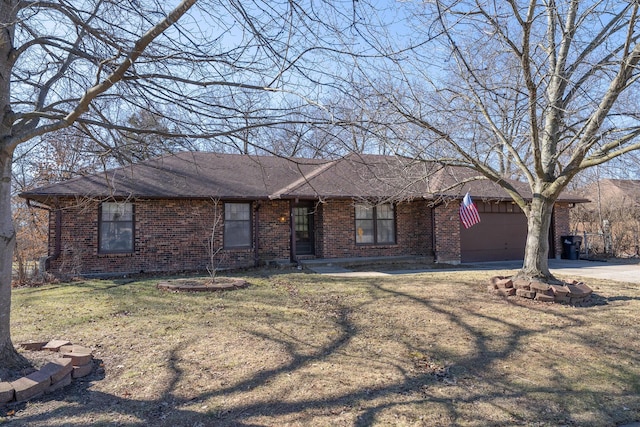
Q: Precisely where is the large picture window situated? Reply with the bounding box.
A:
[99,202,134,253]
[224,203,251,248]
[355,203,396,245]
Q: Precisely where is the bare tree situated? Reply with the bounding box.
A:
[15,128,106,184]
[0,0,198,369]
[572,178,640,257]
[11,197,48,284]
[116,109,190,164]
[349,0,640,281]
[0,0,353,368]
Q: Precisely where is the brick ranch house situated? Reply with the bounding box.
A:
[20,152,583,276]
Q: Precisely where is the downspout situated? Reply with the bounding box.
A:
[254,202,260,267]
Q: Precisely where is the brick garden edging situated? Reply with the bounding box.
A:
[488,276,593,305]
[0,340,93,405]
[156,277,249,292]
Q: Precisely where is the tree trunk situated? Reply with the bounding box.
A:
[0,2,23,369]
[0,146,25,369]
[520,194,557,281]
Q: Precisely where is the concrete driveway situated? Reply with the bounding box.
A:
[308,258,640,283]
[473,258,640,284]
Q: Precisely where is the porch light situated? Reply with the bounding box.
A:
[278,214,288,223]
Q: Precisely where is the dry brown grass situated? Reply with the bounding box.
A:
[3,267,640,426]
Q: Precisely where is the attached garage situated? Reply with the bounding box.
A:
[460,201,528,262]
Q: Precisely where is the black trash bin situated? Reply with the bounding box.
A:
[561,235,582,260]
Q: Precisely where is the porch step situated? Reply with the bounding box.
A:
[298,255,431,270]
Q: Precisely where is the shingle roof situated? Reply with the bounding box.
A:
[20,151,585,204]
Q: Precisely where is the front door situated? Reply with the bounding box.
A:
[294,203,315,256]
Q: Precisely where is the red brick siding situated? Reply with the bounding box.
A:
[47,196,520,276]
[433,202,461,263]
[256,200,291,261]
[48,199,98,275]
[48,198,256,276]
[398,200,433,257]
[552,203,572,258]
[318,199,433,259]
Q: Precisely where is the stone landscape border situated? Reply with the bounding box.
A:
[156,277,249,292]
[488,276,593,305]
[1,340,94,405]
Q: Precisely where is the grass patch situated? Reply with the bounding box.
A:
[4,268,640,426]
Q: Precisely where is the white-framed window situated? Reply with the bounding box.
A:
[355,203,396,245]
[99,202,134,253]
[224,203,251,248]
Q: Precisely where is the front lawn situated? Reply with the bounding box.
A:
[4,268,640,426]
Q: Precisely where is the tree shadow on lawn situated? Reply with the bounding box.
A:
[6,276,640,426]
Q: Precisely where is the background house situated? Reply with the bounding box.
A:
[20,152,582,276]
[572,179,640,257]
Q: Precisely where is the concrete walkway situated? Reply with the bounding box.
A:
[306,258,640,283]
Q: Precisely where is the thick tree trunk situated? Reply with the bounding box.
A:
[520,194,556,281]
[0,147,25,369]
[0,1,23,370]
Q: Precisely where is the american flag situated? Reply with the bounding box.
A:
[459,192,481,229]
